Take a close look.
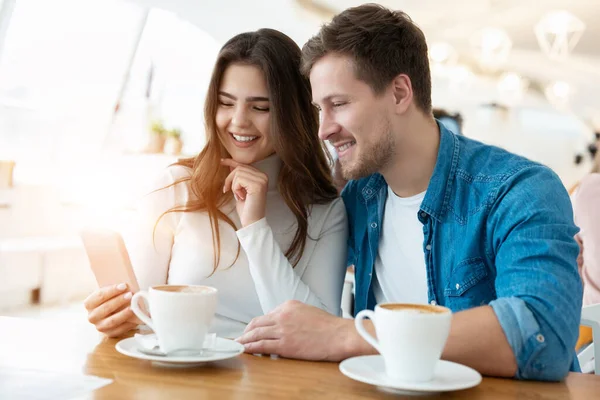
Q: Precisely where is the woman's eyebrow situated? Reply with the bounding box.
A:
[218,91,269,102]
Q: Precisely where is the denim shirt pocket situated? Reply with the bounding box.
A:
[444,257,495,311]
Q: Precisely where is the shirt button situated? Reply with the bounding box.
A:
[370,222,378,229]
[455,283,460,290]
[425,244,432,251]
[430,300,437,306]
[420,211,427,219]
[534,362,545,371]
[536,334,545,343]
[366,189,373,195]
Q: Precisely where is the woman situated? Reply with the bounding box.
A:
[84,29,348,338]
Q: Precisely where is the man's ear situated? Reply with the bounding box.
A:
[391,74,413,114]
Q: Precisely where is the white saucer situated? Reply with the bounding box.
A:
[116,336,244,367]
[339,355,481,395]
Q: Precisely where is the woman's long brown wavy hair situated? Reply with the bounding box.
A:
[159,29,338,273]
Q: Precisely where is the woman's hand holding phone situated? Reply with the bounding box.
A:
[84,283,142,338]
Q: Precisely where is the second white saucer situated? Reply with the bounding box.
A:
[339,355,482,395]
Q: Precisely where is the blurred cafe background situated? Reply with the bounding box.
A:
[0,0,599,322]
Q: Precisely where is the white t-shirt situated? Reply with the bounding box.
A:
[372,186,428,304]
[124,154,348,338]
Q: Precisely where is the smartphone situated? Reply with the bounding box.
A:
[80,229,140,292]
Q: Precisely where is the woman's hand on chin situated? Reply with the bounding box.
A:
[221,158,268,228]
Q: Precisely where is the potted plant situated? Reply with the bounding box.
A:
[146,120,167,153]
[164,128,183,155]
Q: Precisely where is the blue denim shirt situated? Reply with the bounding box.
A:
[342,123,582,381]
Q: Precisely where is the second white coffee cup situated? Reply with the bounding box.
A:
[131,285,217,354]
[355,303,452,382]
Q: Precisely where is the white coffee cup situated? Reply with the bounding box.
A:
[355,303,452,382]
[131,285,217,354]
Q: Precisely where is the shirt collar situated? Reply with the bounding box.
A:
[420,121,460,222]
[359,121,460,222]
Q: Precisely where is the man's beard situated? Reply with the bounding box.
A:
[340,123,395,181]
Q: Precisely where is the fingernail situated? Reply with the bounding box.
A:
[234,336,241,342]
[116,283,127,291]
[124,292,133,300]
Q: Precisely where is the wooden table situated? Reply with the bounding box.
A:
[1,316,599,399]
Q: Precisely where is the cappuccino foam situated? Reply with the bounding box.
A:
[379,303,448,314]
[154,285,215,294]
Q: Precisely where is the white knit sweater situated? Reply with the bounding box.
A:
[125,154,348,338]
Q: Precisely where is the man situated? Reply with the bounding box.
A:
[237,4,582,381]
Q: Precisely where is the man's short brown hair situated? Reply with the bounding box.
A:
[301,3,432,114]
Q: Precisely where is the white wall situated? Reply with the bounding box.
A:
[124,0,321,46]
